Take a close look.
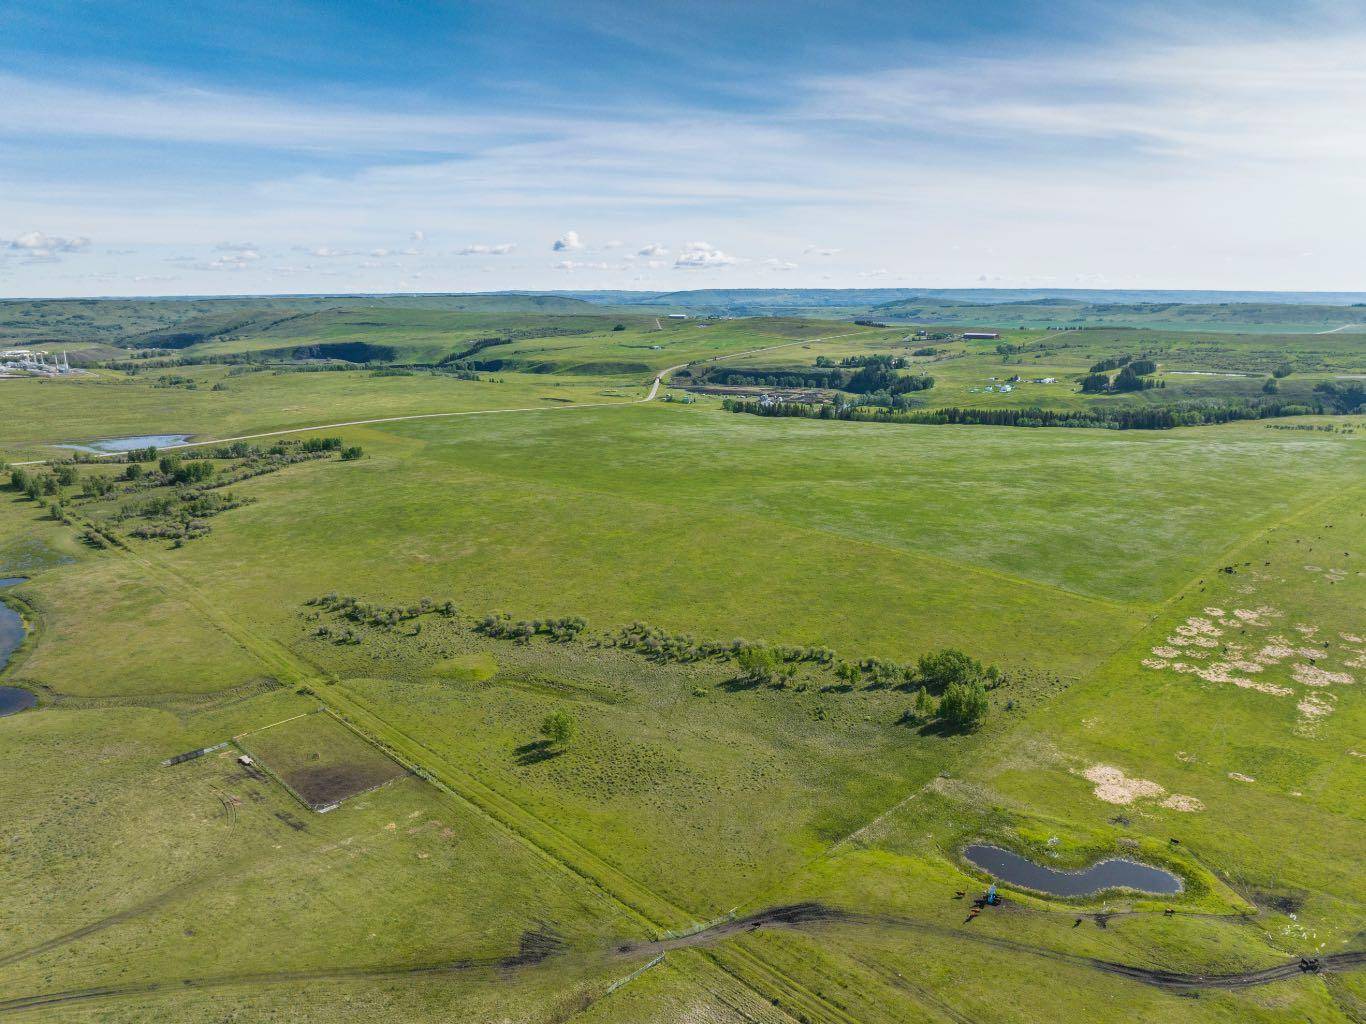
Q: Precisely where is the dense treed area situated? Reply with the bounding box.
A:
[723,396,1330,430]
[700,358,934,396]
[5,437,360,545]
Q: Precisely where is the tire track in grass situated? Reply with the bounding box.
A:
[613,903,1366,992]
[0,931,567,1015]
[5,901,1361,1016]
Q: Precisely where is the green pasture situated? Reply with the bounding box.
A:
[0,307,1362,1022]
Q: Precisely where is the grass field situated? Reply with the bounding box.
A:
[1,306,1362,1022]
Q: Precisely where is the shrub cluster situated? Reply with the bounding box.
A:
[308,593,457,628]
[478,613,587,642]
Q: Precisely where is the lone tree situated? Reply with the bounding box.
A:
[913,686,937,722]
[540,711,576,748]
[938,680,989,732]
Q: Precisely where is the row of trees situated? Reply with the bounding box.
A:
[308,592,458,628]
[477,613,588,643]
[703,364,934,397]
[299,590,1000,735]
[723,397,1324,431]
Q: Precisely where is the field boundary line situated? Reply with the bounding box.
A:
[1148,481,1366,625]
[232,709,316,740]
[603,953,665,995]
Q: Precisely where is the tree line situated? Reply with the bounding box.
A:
[703,363,934,396]
[302,597,1000,734]
[723,397,1325,430]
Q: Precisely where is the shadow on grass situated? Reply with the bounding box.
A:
[514,740,564,766]
[718,675,762,693]
[895,710,974,738]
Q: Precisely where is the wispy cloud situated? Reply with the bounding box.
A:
[553,259,610,271]
[3,8,1364,294]
[455,243,516,255]
[804,34,1366,168]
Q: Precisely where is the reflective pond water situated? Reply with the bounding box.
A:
[59,433,191,454]
[0,686,37,717]
[1,577,35,716]
[965,844,1183,897]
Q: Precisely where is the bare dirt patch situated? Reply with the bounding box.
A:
[1292,663,1354,687]
[1082,764,1165,805]
[284,762,401,809]
[1160,794,1205,812]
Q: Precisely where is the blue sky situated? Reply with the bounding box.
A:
[2,0,1362,296]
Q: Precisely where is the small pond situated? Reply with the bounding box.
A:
[965,844,1183,897]
[58,433,192,454]
[1,577,36,716]
[0,686,37,717]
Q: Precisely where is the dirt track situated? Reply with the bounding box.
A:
[3,902,1362,1014]
[613,902,1366,992]
[0,930,563,1015]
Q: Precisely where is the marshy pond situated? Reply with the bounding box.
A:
[965,844,1183,897]
[1,577,36,716]
[59,433,191,454]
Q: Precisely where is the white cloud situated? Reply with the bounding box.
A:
[637,243,668,257]
[410,230,426,242]
[674,241,736,269]
[6,231,92,258]
[857,268,889,278]
[553,259,610,271]
[762,258,798,271]
[310,246,357,258]
[802,246,841,256]
[370,248,390,257]
[214,240,257,252]
[455,243,515,255]
[552,231,583,251]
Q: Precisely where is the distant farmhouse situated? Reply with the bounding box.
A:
[962,331,1000,340]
